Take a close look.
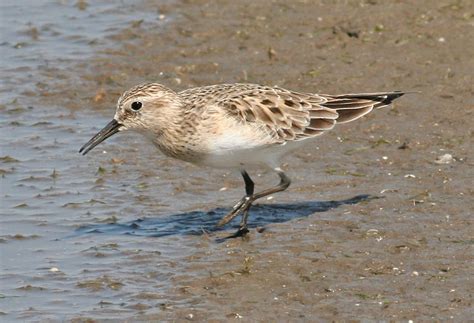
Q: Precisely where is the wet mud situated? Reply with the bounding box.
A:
[1,0,473,321]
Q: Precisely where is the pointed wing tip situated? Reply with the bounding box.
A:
[399,90,421,94]
[386,90,422,101]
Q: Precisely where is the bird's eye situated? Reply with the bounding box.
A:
[131,101,142,111]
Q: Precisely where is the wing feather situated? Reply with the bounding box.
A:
[218,85,338,143]
[187,84,405,144]
[322,91,405,124]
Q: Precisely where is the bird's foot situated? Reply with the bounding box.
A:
[221,226,250,240]
[216,196,252,227]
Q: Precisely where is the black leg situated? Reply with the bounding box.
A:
[217,168,291,233]
[241,170,254,196]
[234,170,254,236]
[217,170,254,227]
[248,170,290,201]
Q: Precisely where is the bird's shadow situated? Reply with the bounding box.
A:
[73,194,374,239]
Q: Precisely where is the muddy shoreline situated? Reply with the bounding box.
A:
[2,0,473,321]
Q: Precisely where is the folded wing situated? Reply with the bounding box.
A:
[217,85,405,144]
[322,91,405,123]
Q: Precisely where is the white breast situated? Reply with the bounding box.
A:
[196,110,309,169]
[202,134,307,169]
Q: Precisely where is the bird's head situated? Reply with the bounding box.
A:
[79,83,181,155]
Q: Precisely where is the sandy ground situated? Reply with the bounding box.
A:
[6,0,474,321]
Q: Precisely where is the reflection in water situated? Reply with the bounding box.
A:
[74,195,373,238]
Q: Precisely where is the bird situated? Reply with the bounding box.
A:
[79,83,406,237]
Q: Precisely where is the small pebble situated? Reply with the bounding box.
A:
[435,153,453,164]
[366,229,379,236]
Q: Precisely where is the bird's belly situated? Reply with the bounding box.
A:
[199,148,269,169]
[197,128,276,168]
[198,140,307,169]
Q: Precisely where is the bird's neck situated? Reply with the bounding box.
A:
[149,106,196,160]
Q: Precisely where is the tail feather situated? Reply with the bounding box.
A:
[322,91,406,124]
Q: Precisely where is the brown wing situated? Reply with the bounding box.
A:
[200,84,405,143]
[217,85,339,143]
[322,91,405,123]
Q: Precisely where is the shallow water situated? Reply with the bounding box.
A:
[2,0,473,321]
[0,1,195,320]
[1,0,161,102]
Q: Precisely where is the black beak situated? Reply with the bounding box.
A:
[79,119,122,155]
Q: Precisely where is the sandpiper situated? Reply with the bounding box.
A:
[80,83,406,236]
